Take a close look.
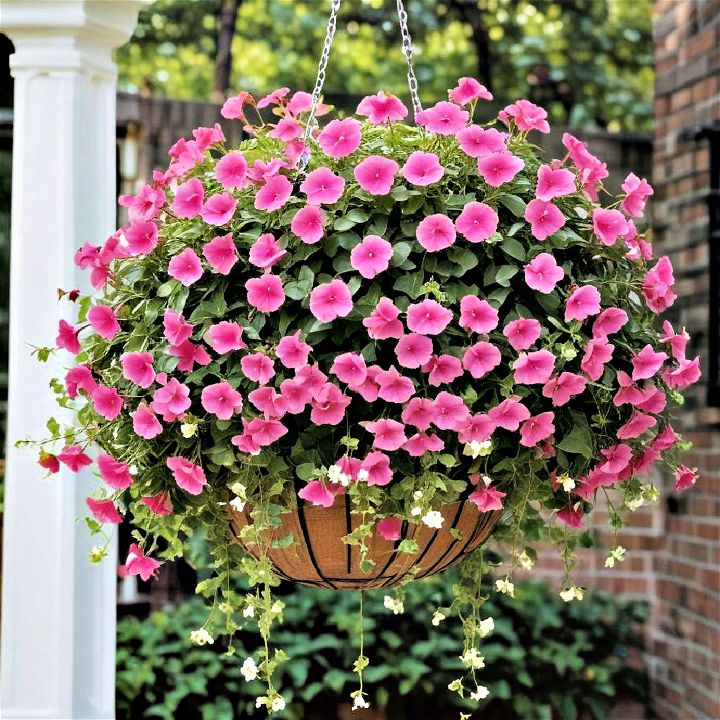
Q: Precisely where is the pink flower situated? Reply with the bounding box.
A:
[499,99,550,133]
[621,173,653,217]
[201,193,237,226]
[557,507,584,528]
[206,321,246,354]
[642,256,676,313]
[298,480,336,507]
[350,235,393,278]
[349,365,382,402]
[192,124,224,150]
[295,363,328,393]
[121,352,155,388]
[535,164,575,201]
[403,431,444,456]
[241,352,275,385]
[248,387,287,418]
[331,352,367,385]
[659,321,690,361]
[363,298,404,339]
[244,417,288,446]
[455,201,498,243]
[565,285,602,322]
[246,274,285,313]
[593,208,629,246]
[407,299,453,335]
[513,349,555,385]
[432,391,470,431]
[309,278,353,322]
[592,307,628,338]
[377,517,403,541]
[269,116,302,141]
[96,452,133,488]
[458,414,495,443]
[416,213,456,251]
[617,411,656,440]
[543,372,587,406]
[221,91,253,120]
[257,86,290,108]
[249,233,286,271]
[674,465,698,492]
[663,356,701,389]
[503,318,541,351]
[169,340,210,372]
[449,77,492,104]
[277,330,311,369]
[119,183,166,222]
[291,205,325,244]
[524,252,565,294]
[401,397,437,430]
[581,338,614,381]
[354,155,399,195]
[300,167,345,205]
[488,396,531,431]
[203,234,237,275]
[168,248,203,286]
[600,443,633,474]
[520,412,555,446]
[130,403,163,439]
[92,385,123,420]
[401,152,445,186]
[123,544,161,581]
[87,305,120,340]
[632,345,667,381]
[65,364,96,398]
[463,341,501,378]
[125,220,159,255]
[38,454,59,475]
[525,199,565,241]
[247,158,287,183]
[477,151,525,187]
[318,118,362,158]
[422,354,463,386]
[416,101,469,135]
[456,126,506,158]
[363,419,407,451]
[396,333,433,369]
[376,365,415,403]
[171,178,204,218]
[357,91,408,123]
[469,485,506,512]
[86,497,122,524]
[459,296,498,334]
[57,445,92,472]
[151,378,191,421]
[201,380,243,420]
[56,319,81,354]
[215,152,247,189]
[310,382,351,425]
[361,451,393,486]
[163,309,193,345]
[255,174,293,212]
[167,456,206,495]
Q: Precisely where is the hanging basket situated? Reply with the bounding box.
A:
[230,499,501,590]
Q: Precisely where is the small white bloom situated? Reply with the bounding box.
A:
[604,545,627,568]
[495,578,515,597]
[470,684,490,701]
[625,496,644,511]
[229,496,246,512]
[328,464,351,486]
[478,616,494,638]
[180,422,198,438]
[559,586,585,602]
[557,473,576,492]
[410,506,422,517]
[129,464,139,475]
[271,600,284,615]
[271,696,286,712]
[460,647,485,669]
[383,595,404,615]
[448,678,464,693]
[190,628,214,646]
[218,602,233,614]
[243,603,255,619]
[255,696,267,709]
[357,469,369,482]
[481,474,493,487]
[463,439,493,458]
[351,692,370,710]
[413,490,424,500]
[432,610,446,626]
[241,656,258,681]
[643,484,660,502]
[422,510,444,529]
[517,550,535,570]
[89,545,106,563]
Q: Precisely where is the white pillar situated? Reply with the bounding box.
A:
[0,2,148,718]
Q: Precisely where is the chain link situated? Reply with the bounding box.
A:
[396,0,423,117]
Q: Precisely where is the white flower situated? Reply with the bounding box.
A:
[604,545,627,568]
[495,578,515,597]
[625,495,644,511]
[559,586,585,602]
[422,510,444,529]
[180,422,198,438]
[517,550,534,570]
[410,506,422,517]
[432,610,446,626]
[271,600,284,615]
[470,684,490,701]
[643,484,660,502]
[89,545,106,563]
[255,696,267,709]
[218,602,233,614]
[478,616,494,637]
[243,604,255,619]
[271,696,286,712]
[128,464,139,475]
[229,496,246,512]
[383,595,404,615]
[460,647,485,669]
[190,628,214,646]
[463,440,493,458]
[241,656,258,681]
[413,490,424,500]
[351,692,370,710]
[481,474,493,486]
[448,678,464,693]
[328,464,351,486]
[557,473,576,492]
[357,469,369,482]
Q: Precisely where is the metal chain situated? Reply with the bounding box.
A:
[396,0,423,117]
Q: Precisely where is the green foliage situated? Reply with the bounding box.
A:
[116,577,649,719]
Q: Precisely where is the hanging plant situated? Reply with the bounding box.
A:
[25,1,701,714]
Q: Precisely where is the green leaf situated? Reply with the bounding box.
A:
[501,237,526,261]
[499,194,527,217]
[495,265,519,287]
[393,271,425,299]
[557,415,593,457]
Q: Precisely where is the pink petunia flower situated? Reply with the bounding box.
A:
[257,86,290,108]
[249,233,286,271]
[203,234,237,275]
[192,124,224,151]
[593,208,629,246]
[499,99,550,133]
[56,319,82,354]
[401,397,437,430]
[57,445,92,472]
[455,201,498,243]
[459,296,498,334]
[377,517,403,541]
[86,497,122,524]
[524,252,565,294]
[119,183,166,222]
[403,431,444,457]
[520,412,555,447]
[396,333,433,369]
[456,126,507,158]
[363,298,404,339]
[244,417,288,446]
[246,274,285,313]
[269,116,302,142]
[642,256,676,313]
[354,155,399,195]
[130,403,163,439]
[674,465,698,492]
[458,414,495,443]
[662,356,701,389]
[350,235,393,278]
[298,480,336,507]
[542,372,587,406]
[140,492,173,516]
[621,173,654,217]
[310,382,351,425]
[469,485,506,512]
[169,340,211,372]
[201,193,237,226]
[123,544,161,581]
[357,91,408,123]
[535,165,575,201]
[363,419,408,451]
[163,309,193,345]
[565,285,602,322]
[513,349,555,385]
[422,354,463,386]
[318,118,362,158]
[581,338,614,381]
[361,451,394,486]
[241,352,275,385]
[432,391,470,431]
[407,299,453,335]
[206,321,246,354]
[376,365,415,403]
[331,352,367,385]
[600,443,633,474]
[416,213,456,251]
[300,167,345,205]
[201,380,243,420]
[477,151,525,187]
[88,305,120,340]
[415,101,469,135]
[449,77,492,104]
[295,363,328,393]
[402,152,445,186]
[255,174,293,212]
[92,385,123,420]
[96,452,134,489]
[632,344,668,381]
[276,330,312,369]
[247,158,288,183]
[167,456,207,495]
[65,364,96,398]
[124,220,159,256]
[121,352,155,388]
[503,318,541,351]
[463,341,502,378]
[592,307,628,338]
[525,199,565,241]
[248,387,287,418]
[488,396,531,431]
[221,91,253,120]
[659,320,690,361]
[171,178,204,218]
[309,278,353,323]
[168,248,203,286]
[617,411,656,440]
[291,205,326,244]
[215,152,248,189]
[151,377,191,421]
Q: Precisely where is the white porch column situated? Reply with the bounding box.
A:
[0,2,147,718]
